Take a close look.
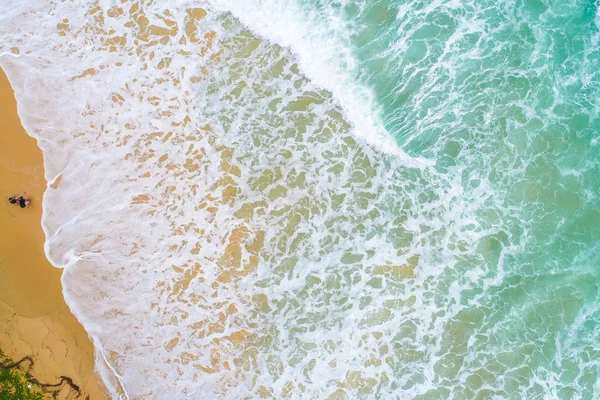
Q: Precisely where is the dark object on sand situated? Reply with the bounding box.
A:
[8,194,30,208]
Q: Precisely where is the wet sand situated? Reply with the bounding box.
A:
[0,67,107,399]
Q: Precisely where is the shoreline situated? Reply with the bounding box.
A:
[0,67,107,399]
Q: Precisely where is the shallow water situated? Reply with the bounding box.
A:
[0,0,599,398]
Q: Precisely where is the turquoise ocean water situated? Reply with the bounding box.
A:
[214,0,600,397]
[311,0,600,397]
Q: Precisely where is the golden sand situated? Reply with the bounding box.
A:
[0,67,107,399]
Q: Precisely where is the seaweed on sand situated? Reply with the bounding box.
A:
[0,349,88,400]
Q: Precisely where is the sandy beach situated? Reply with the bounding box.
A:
[0,67,106,399]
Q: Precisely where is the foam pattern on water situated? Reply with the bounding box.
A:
[257,0,600,398]
[1,0,599,399]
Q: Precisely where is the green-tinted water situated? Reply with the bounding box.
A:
[295,0,600,397]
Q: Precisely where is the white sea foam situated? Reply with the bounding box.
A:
[206,0,431,168]
[0,1,511,397]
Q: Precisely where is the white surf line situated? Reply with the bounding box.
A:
[99,346,131,400]
[205,1,433,169]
